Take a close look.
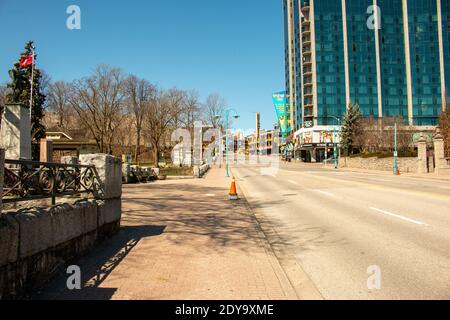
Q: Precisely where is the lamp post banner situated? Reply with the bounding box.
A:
[272,91,291,140]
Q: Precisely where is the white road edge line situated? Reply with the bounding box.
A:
[288,180,299,185]
[370,207,429,226]
[313,189,334,197]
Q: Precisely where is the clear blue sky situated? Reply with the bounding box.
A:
[0,0,285,131]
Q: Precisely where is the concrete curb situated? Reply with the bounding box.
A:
[232,170,324,300]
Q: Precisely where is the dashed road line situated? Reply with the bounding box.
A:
[370,207,429,226]
[313,189,335,197]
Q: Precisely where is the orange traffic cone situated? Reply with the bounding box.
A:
[397,169,401,176]
[229,177,238,200]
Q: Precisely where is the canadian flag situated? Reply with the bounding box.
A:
[19,54,34,67]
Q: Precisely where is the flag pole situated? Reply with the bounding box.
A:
[29,46,35,119]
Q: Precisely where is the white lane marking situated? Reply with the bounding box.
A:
[313,189,335,197]
[370,207,428,226]
[288,180,299,185]
[206,194,215,197]
[369,178,391,182]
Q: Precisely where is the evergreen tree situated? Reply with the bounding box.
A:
[6,41,46,160]
[340,102,362,156]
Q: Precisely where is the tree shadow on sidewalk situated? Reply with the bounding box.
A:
[32,225,166,300]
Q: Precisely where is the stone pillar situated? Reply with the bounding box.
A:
[417,133,428,174]
[0,149,4,215]
[39,139,53,163]
[0,104,31,160]
[79,154,122,200]
[122,163,131,184]
[310,149,317,163]
[79,154,122,231]
[434,128,446,174]
[193,121,203,165]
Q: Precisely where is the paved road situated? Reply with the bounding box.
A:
[232,163,450,300]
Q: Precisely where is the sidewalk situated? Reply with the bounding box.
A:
[339,166,450,181]
[280,161,450,181]
[34,167,298,300]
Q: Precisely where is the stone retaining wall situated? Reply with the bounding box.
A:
[193,164,210,178]
[0,199,121,299]
[0,152,122,299]
[340,156,418,173]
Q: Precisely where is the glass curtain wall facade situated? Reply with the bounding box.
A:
[407,0,442,125]
[315,1,347,126]
[283,0,450,131]
[378,0,409,121]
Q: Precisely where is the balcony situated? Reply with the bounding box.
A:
[303,76,313,83]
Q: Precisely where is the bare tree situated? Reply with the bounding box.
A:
[203,93,227,129]
[166,88,186,128]
[440,108,450,157]
[69,65,126,154]
[181,89,201,130]
[124,75,156,162]
[144,89,179,166]
[0,83,9,126]
[47,80,74,130]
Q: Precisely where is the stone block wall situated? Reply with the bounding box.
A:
[340,156,418,173]
[0,200,121,299]
[0,153,123,299]
[79,154,122,199]
[193,164,210,178]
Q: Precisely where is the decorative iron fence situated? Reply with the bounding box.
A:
[2,159,100,205]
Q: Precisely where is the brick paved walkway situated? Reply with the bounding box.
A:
[34,167,297,300]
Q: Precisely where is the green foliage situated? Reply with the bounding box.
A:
[339,102,362,156]
[6,41,46,160]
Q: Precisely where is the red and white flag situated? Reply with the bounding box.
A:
[19,54,34,67]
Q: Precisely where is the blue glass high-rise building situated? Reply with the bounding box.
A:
[283,0,449,156]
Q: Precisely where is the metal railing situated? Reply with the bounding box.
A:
[2,159,100,205]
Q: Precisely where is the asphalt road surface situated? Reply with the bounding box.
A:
[232,163,450,300]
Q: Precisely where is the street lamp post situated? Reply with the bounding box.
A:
[393,121,398,175]
[331,116,341,169]
[215,108,240,177]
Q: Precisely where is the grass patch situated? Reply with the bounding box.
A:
[160,167,194,176]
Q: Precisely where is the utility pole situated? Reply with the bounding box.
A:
[334,127,338,169]
[215,109,240,177]
[331,116,341,169]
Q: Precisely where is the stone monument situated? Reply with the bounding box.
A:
[0,103,32,160]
